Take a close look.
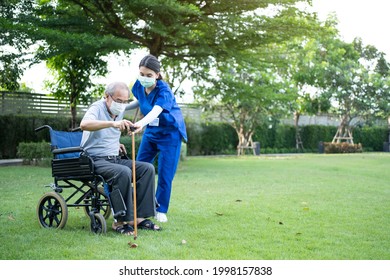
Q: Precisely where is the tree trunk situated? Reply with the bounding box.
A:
[294,111,303,150]
[388,116,390,143]
[332,114,353,144]
[71,105,77,129]
[70,93,77,129]
[236,125,254,156]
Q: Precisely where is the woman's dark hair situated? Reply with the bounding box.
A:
[139,54,163,79]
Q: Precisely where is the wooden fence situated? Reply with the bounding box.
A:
[0,91,93,116]
[0,91,203,120]
[3,91,355,125]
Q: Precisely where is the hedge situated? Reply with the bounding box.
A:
[2,115,389,159]
[0,114,82,159]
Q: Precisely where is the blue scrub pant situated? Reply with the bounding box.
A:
[136,137,182,214]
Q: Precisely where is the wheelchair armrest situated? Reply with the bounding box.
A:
[52,146,84,155]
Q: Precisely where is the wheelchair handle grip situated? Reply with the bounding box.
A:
[35,125,52,132]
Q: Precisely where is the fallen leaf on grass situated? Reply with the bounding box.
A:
[215,212,224,216]
[128,241,138,248]
[8,214,15,221]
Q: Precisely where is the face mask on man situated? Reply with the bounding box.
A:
[138,75,156,88]
[109,100,126,116]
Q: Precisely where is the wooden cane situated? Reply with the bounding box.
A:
[132,107,139,123]
[132,108,139,239]
[131,130,138,240]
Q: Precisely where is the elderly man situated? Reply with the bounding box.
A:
[80,82,160,235]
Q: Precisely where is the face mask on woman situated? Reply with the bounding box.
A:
[109,100,126,116]
[138,75,156,88]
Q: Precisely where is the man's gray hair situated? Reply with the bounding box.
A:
[105,82,130,96]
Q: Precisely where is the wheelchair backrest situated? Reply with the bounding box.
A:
[49,129,83,159]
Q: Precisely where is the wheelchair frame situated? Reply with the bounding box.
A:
[35,125,113,234]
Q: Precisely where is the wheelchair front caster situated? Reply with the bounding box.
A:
[37,192,68,229]
[83,185,111,219]
[90,212,107,234]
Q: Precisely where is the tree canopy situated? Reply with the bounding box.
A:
[2,0,390,149]
[0,0,37,90]
[294,27,390,143]
[7,0,320,81]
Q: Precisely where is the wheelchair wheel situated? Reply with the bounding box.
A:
[90,213,107,234]
[83,185,111,219]
[37,192,68,229]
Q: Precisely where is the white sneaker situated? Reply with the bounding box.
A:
[155,212,168,223]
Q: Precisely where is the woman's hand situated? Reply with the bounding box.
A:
[128,123,143,135]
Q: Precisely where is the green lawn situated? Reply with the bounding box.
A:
[0,153,389,260]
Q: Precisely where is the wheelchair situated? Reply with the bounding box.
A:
[35,125,127,234]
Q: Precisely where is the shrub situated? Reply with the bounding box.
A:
[185,119,203,156]
[200,122,237,155]
[0,114,80,159]
[2,114,389,158]
[119,134,141,158]
[353,126,388,151]
[17,141,52,166]
[274,125,296,149]
[301,125,337,150]
[324,142,363,154]
[186,119,237,155]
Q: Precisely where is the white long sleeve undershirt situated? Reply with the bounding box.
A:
[135,105,163,128]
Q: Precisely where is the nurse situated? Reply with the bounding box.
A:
[128,54,187,223]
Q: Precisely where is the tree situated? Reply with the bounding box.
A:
[0,0,37,90]
[298,34,390,144]
[291,93,331,149]
[0,53,25,91]
[25,0,131,126]
[194,58,297,155]
[244,14,338,150]
[6,0,325,134]
[1,0,131,125]
[45,54,108,128]
[282,18,338,149]
[28,0,319,92]
[371,52,390,145]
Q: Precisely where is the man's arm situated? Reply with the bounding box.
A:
[80,119,134,132]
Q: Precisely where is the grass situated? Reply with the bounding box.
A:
[0,153,389,260]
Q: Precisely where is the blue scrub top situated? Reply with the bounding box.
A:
[132,79,187,144]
